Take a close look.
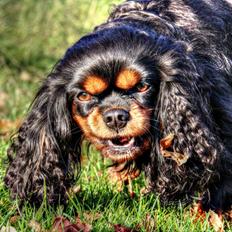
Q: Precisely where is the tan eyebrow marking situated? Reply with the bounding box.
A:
[115,69,141,90]
[83,75,108,95]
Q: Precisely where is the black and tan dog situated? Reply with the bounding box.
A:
[5,0,232,211]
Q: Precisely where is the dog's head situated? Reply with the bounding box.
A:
[66,27,166,163]
[69,38,160,162]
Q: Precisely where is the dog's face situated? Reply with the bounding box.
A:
[72,65,158,162]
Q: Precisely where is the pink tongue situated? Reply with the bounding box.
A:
[119,137,130,144]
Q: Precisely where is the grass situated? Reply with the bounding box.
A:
[0,139,217,231]
[0,0,231,231]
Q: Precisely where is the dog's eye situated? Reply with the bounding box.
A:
[77,92,92,101]
[136,82,150,92]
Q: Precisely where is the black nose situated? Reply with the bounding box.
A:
[103,109,130,131]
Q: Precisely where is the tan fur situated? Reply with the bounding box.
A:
[115,69,141,90]
[72,103,92,137]
[83,75,108,95]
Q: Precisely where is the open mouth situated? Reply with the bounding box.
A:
[101,136,149,163]
[108,137,135,148]
[88,135,150,163]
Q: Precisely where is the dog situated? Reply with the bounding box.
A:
[4,0,232,211]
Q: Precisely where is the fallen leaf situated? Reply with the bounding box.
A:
[160,133,189,166]
[28,220,42,232]
[68,185,81,197]
[140,187,151,195]
[160,133,175,150]
[113,224,138,232]
[142,214,156,232]
[161,150,189,166]
[9,215,20,225]
[75,217,91,232]
[51,216,72,232]
[224,209,232,221]
[72,186,81,194]
[51,216,91,232]
[0,226,17,232]
[62,225,83,232]
[209,210,224,232]
[189,203,225,231]
[0,119,21,135]
[83,212,102,223]
[189,202,206,223]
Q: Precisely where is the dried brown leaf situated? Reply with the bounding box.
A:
[28,220,42,232]
[113,224,138,232]
[160,133,175,150]
[51,216,72,232]
[160,133,189,166]
[209,210,224,232]
[140,187,151,195]
[75,217,91,232]
[9,215,20,225]
[0,119,21,135]
[51,216,91,232]
[83,212,102,223]
[224,209,232,221]
[142,214,156,232]
[189,202,206,223]
[161,150,189,166]
[190,203,225,231]
[63,225,83,232]
[68,185,81,197]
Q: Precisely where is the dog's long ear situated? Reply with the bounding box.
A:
[148,41,225,202]
[4,67,81,205]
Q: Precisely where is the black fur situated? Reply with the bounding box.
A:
[4,0,232,210]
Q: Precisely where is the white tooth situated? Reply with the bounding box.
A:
[128,137,135,146]
[108,140,115,146]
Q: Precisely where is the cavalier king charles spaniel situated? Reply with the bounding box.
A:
[5,0,232,211]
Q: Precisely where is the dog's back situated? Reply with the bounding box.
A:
[108,0,232,56]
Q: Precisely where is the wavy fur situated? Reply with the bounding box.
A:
[5,0,232,210]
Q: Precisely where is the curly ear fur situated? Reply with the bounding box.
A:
[145,42,232,208]
[4,69,81,205]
